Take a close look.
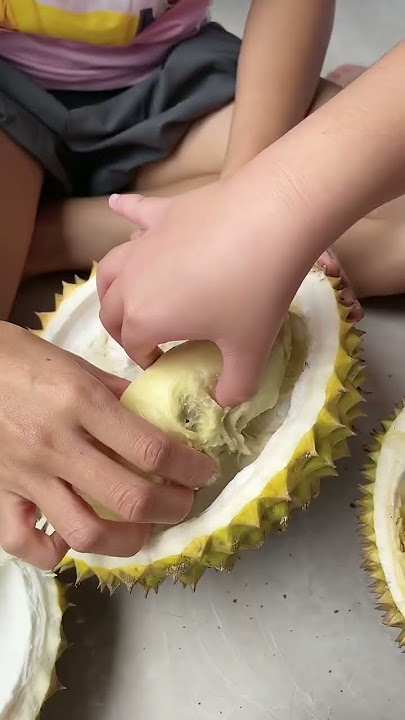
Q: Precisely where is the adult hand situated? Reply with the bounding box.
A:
[0,322,216,569]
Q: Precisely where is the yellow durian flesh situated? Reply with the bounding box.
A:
[121,317,293,464]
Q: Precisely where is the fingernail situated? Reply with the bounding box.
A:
[340,288,356,306]
[206,471,221,487]
[191,468,220,490]
[109,194,120,208]
[350,300,364,318]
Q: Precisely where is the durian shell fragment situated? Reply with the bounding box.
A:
[359,402,405,649]
[40,580,69,714]
[34,267,364,593]
[0,550,68,719]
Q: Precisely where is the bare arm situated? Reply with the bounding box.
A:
[248,39,405,255]
[223,0,335,175]
[96,43,405,409]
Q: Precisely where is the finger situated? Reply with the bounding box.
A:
[100,281,162,366]
[80,397,218,488]
[215,342,269,408]
[109,193,171,228]
[33,477,151,557]
[317,248,352,295]
[340,286,358,307]
[347,298,364,322]
[62,438,194,524]
[120,317,162,368]
[317,250,363,321]
[98,279,124,346]
[317,249,341,277]
[127,344,162,370]
[97,241,132,301]
[0,490,68,570]
[340,284,364,320]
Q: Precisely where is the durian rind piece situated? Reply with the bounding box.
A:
[359,402,405,649]
[0,549,67,719]
[34,266,364,593]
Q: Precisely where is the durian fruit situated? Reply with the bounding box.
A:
[0,547,66,718]
[33,265,364,592]
[359,403,405,649]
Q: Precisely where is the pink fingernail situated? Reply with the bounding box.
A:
[109,194,120,208]
[206,472,221,487]
[340,289,356,306]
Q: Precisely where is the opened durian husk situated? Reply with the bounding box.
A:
[359,403,405,649]
[32,265,364,592]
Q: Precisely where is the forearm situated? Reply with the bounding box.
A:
[224,0,335,175]
[228,41,405,266]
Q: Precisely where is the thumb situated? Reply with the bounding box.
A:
[214,343,269,409]
[109,193,171,229]
[97,241,132,301]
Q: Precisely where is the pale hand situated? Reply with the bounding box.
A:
[98,183,362,409]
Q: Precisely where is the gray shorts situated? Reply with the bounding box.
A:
[0,22,240,198]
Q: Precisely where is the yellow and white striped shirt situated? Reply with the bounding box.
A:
[1,0,187,45]
[0,0,210,89]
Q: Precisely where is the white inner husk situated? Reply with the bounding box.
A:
[0,549,62,720]
[39,269,339,569]
[373,412,405,618]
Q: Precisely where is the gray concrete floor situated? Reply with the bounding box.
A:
[14,2,404,719]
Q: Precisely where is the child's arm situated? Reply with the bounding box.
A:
[258,40,405,243]
[223,0,335,174]
[99,41,405,408]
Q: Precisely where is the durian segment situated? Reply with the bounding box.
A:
[0,548,66,719]
[82,318,295,521]
[34,267,364,592]
[121,319,292,462]
[359,403,405,649]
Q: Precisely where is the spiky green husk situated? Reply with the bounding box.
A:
[35,271,364,593]
[359,403,405,650]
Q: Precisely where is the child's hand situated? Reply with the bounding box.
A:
[99,185,363,407]
[98,180,316,408]
[0,322,216,569]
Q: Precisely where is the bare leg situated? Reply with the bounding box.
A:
[0,130,43,319]
[26,108,233,277]
[25,67,405,298]
[324,65,405,297]
[26,86,337,277]
[25,174,219,278]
